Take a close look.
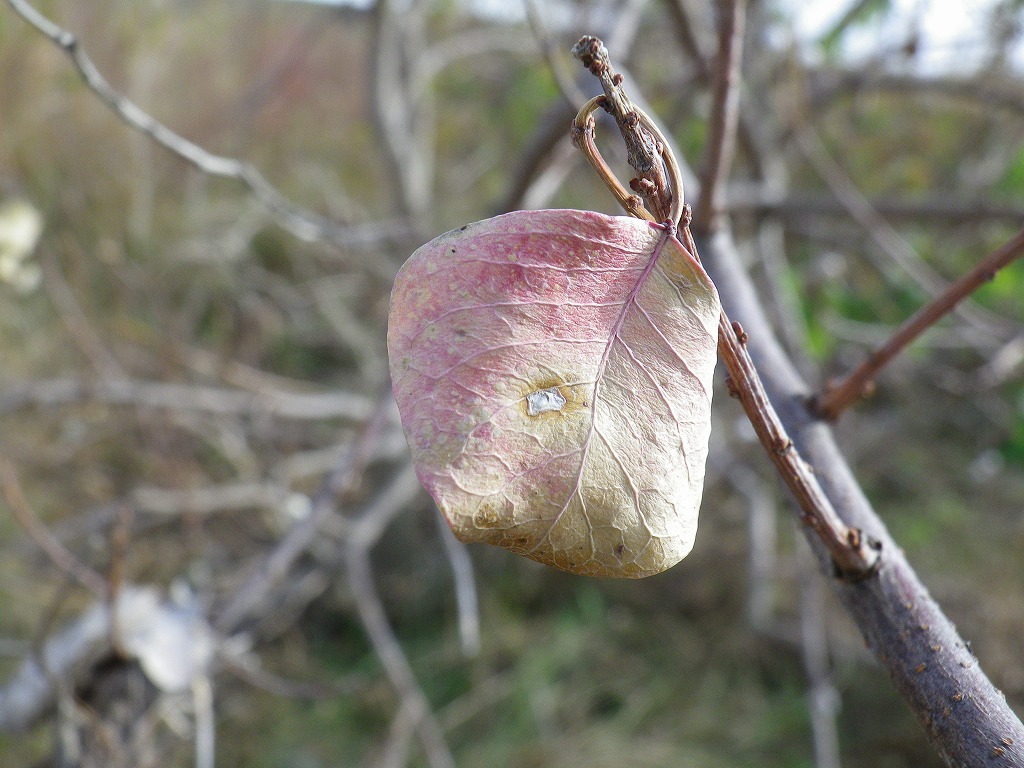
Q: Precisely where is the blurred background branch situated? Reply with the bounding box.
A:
[4,0,409,250]
[1,0,1023,766]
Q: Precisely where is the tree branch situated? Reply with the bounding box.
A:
[710,311,878,576]
[523,0,587,110]
[4,0,407,249]
[794,128,1009,337]
[215,390,393,633]
[0,459,108,598]
[0,587,201,733]
[573,32,1024,765]
[0,378,375,422]
[725,188,1024,224]
[434,508,481,658]
[571,36,675,222]
[814,225,1024,420]
[693,0,745,233]
[346,536,455,768]
[700,225,1024,768]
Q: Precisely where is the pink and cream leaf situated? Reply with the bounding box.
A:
[388,209,720,578]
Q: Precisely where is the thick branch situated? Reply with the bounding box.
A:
[576,33,1024,765]
[701,226,1024,768]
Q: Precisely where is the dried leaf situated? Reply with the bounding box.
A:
[388,210,720,577]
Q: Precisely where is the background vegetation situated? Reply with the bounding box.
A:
[0,1,1022,766]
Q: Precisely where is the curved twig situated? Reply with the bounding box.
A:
[572,97,655,221]
[572,36,674,222]
[4,0,406,249]
[572,98,686,226]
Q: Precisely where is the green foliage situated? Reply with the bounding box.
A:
[997,146,1024,196]
[817,0,893,59]
[1000,408,1024,467]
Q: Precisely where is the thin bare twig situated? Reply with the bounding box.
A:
[795,128,1008,337]
[433,508,480,658]
[346,544,456,768]
[798,544,842,768]
[4,0,406,249]
[418,27,537,90]
[496,100,579,213]
[222,651,359,700]
[107,504,133,657]
[0,378,375,421]
[663,0,714,81]
[215,390,393,633]
[378,700,418,768]
[371,0,434,225]
[524,0,587,110]
[132,482,291,518]
[40,246,127,380]
[345,462,424,548]
[814,226,1024,420]
[712,313,879,576]
[726,187,1024,224]
[720,461,778,629]
[664,0,784,198]
[192,676,215,768]
[693,0,746,233]
[0,459,108,598]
